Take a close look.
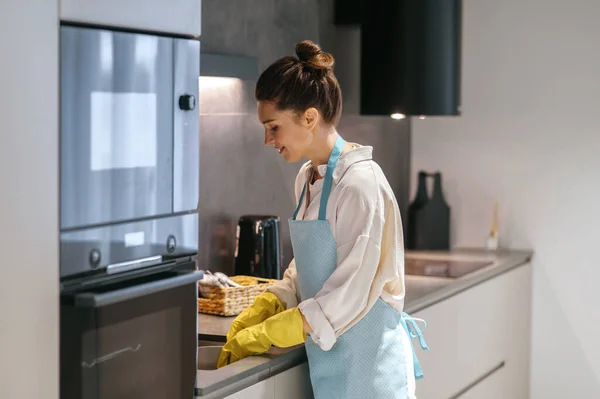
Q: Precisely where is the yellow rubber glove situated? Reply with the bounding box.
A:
[217,307,306,368]
[226,291,285,342]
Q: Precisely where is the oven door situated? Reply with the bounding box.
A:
[60,267,202,399]
[60,24,200,230]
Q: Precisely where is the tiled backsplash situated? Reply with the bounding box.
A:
[198,76,302,273]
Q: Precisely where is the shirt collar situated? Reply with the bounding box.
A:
[308,143,373,183]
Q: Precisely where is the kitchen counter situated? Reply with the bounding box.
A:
[195,248,532,398]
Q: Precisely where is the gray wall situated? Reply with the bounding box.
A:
[199,0,410,275]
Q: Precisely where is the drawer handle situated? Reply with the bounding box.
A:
[449,361,506,399]
[81,344,142,369]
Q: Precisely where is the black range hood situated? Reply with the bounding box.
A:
[335,0,462,118]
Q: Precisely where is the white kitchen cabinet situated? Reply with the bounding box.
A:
[225,378,275,399]
[60,0,202,37]
[273,363,313,399]
[224,363,312,399]
[457,363,507,399]
[413,263,531,399]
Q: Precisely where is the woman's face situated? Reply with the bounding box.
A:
[258,101,316,163]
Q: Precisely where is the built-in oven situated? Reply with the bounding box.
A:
[60,260,202,398]
[59,22,201,399]
[60,23,199,237]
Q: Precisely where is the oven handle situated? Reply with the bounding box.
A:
[74,270,204,308]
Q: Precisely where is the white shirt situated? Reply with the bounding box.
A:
[267,143,406,351]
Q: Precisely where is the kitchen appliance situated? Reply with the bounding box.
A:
[59,22,201,399]
[234,215,282,279]
[60,264,203,398]
[335,0,462,117]
[407,171,451,250]
[60,23,200,275]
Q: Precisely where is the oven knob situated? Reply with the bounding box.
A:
[178,94,196,111]
[166,235,177,253]
[89,249,101,268]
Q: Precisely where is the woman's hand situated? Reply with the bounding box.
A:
[225,292,285,341]
[301,311,313,334]
[217,307,306,368]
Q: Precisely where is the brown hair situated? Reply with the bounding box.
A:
[255,40,343,126]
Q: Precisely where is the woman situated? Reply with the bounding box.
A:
[217,40,428,399]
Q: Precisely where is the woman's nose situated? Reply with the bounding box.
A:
[264,131,274,147]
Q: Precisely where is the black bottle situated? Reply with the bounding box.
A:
[406,171,450,250]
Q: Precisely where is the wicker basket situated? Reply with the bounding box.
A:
[197,275,276,317]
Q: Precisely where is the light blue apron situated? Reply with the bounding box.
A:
[289,135,428,399]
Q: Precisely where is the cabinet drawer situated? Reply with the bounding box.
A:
[274,363,313,399]
[413,269,523,398]
[454,362,506,399]
[225,379,274,399]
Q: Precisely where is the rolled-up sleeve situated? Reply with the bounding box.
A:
[298,182,386,351]
[266,259,301,309]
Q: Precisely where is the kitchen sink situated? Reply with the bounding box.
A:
[198,339,225,347]
[198,345,222,370]
[405,250,498,263]
[197,339,301,371]
[404,251,498,279]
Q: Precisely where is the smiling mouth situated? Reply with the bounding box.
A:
[275,146,286,155]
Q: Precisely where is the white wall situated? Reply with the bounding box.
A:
[411,0,600,397]
[0,1,59,398]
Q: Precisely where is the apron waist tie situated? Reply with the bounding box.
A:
[400,313,429,380]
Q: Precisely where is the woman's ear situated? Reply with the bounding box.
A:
[303,107,319,131]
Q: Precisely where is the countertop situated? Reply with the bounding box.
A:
[195,248,532,398]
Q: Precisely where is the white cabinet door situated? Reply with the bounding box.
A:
[60,0,202,36]
[412,290,462,399]
[225,378,275,399]
[456,363,507,399]
[274,363,314,399]
[413,264,531,399]
[225,364,313,399]
[499,265,532,399]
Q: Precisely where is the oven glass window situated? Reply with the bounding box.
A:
[60,26,174,229]
[90,92,158,172]
[61,277,198,399]
[82,308,181,398]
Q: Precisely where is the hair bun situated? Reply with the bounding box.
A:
[295,40,335,71]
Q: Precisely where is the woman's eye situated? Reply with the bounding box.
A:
[271,126,279,132]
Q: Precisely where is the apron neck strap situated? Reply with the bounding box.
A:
[291,135,346,221]
[318,135,345,220]
[292,183,307,221]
